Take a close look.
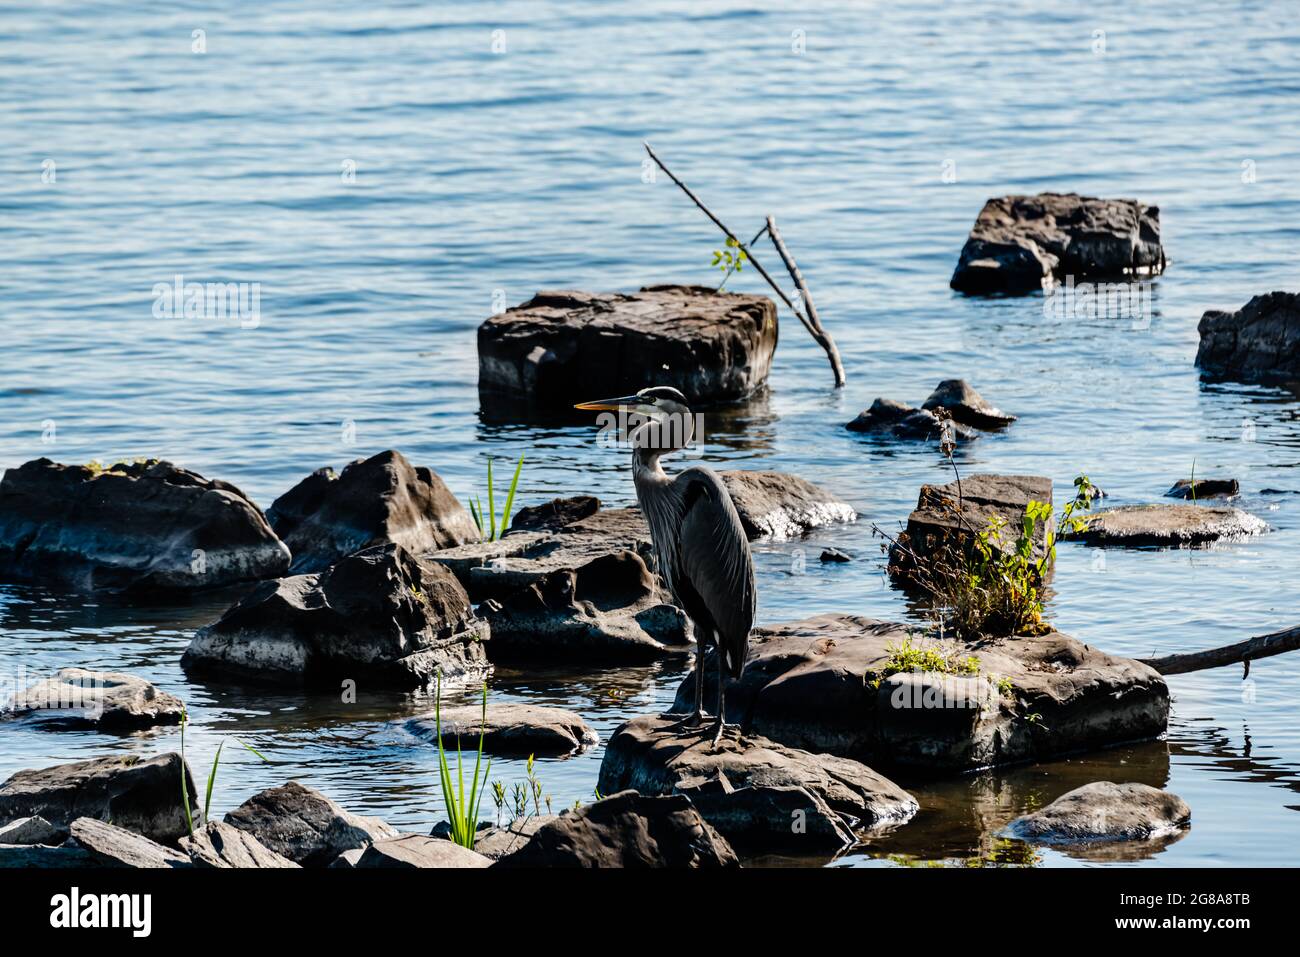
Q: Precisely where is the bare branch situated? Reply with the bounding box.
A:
[765,215,845,387]
[1139,623,1300,675]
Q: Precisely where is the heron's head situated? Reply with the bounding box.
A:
[575,386,695,455]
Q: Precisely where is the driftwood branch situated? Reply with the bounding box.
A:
[644,142,845,388]
[766,216,845,387]
[1139,623,1300,676]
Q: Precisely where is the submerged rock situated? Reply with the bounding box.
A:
[718,470,856,538]
[69,818,192,869]
[494,790,738,868]
[888,473,1053,576]
[355,834,492,868]
[951,193,1165,295]
[223,781,397,867]
[182,543,489,687]
[1062,504,1268,547]
[598,715,917,849]
[1003,781,1190,845]
[1196,291,1300,384]
[672,614,1169,774]
[406,702,598,756]
[269,450,480,574]
[820,547,852,563]
[0,753,198,844]
[921,379,1016,430]
[508,495,600,533]
[428,509,689,662]
[179,820,300,868]
[0,843,93,867]
[0,457,289,593]
[5,668,185,730]
[845,398,949,439]
[477,286,778,415]
[1166,477,1239,499]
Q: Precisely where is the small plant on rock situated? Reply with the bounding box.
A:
[434,675,492,850]
[468,453,524,542]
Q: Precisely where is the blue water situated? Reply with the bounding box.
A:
[2,0,1299,866]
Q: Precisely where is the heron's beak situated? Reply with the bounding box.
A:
[574,394,641,412]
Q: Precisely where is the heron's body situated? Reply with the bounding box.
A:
[577,386,756,744]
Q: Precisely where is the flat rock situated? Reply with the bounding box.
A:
[268,450,480,574]
[921,379,1016,430]
[1062,504,1268,548]
[1003,781,1190,845]
[494,790,738,868]
[462,816,557,860]
[182,542,489,687]
[889,473,1052,576]
[477,286,778,415]
[1196,291,1300,384]
[69,817,193,868]
[951,193,1165,295]
[0,816,62,846]
[672,613,1169,774]
[406,702,598,756]
[508,495,600,533]
[354,833,492,868]
[428,508,689,662]
[5,668,185,730]
[1166,478,1239,499]
[223,781,397,867]
[0,753,198,843]
[179,820,301,868]
[718,470,856,538]
[0,457,289,593]
[598,715,917,849]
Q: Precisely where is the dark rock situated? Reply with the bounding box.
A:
[477,286,778,415]
[718,470,856,539]
[889,473,1053,576]
[69,817,193,868]
[846,399,948,439]
[0,457,289,593]
[598,715,917,849]
[0,816,62,845]
[494,790,738,868]
[1003,781,1190,844]
[819,548,852,563]
[950,193,1165,295]
[1062,504,1268,548]
[0,843,94,867]
[428,509,689,662]
[672,613,1169,774]
[508,495,600,533]
[406,702,598,756]
[223,781,397,867]
[921,379,1016,430]
[1166,478,1239,499]
[5,668,184,730]
[0,753,197,843]
[355,834,492,868]
[269,450,480,574]
[179,820,300,868]
[1196,291,1300,384]
[182,543,489,687]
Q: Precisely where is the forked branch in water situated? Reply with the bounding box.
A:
[1139,622,1300,676]
[643,142,845,388]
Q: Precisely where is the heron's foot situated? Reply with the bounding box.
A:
[666,709,709,733]
[709,718,737,750]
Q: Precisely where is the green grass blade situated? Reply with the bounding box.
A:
[487,458,497,540]
[179,709,193,836]
[231,736,269,762]
[501,454,524,533]
[204,740,225,825]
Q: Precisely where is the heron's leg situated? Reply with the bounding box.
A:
[710,650,727,748]
[668,639,708,732]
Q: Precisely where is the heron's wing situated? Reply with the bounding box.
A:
[674,467,756,678]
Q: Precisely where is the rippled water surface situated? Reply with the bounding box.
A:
[2,0,1299,866]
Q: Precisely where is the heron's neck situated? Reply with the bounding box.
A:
[632,446,669,488]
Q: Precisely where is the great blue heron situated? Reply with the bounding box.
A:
[576,386,755,746]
